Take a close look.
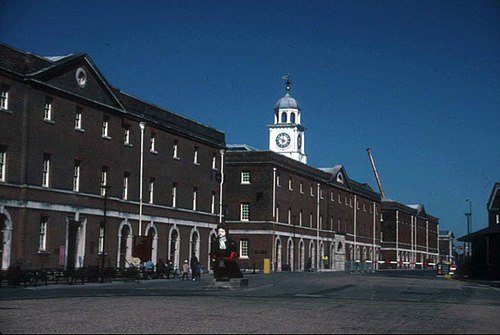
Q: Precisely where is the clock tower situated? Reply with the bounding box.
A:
[269,76,307,163]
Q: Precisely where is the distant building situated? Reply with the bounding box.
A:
[438,230,455,263]
[458,182,500,279]
[0,43,225,271]
[379,201,440,269]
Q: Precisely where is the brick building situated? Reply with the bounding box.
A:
[224,80,382,272]
[0,43,225,271]
[438,230,455,263]
[379,201,439,269]
[458,182,500,279]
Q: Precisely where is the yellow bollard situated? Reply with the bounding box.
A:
[263,258,271,274]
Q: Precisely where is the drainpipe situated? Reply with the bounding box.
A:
[354,195,357,267]
[139,122,145,236]
[219,149,225,224]
[316,183,320,270]
[272,167,277,271]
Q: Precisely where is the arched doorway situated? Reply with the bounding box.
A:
[169,229,180,269]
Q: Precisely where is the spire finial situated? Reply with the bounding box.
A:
[282,74,292,93]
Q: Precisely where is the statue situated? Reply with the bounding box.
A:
[210,224,243,281]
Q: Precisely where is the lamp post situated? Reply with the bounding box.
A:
[101,185,111,281]
[292,215,297,272]
[465,199,472,259]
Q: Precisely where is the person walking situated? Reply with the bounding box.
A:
[181,260,189,280]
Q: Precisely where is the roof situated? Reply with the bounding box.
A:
[274,92,301,111]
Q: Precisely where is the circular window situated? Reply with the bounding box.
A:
[75,68,87,88]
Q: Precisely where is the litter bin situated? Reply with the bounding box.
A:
[263,258,271,274]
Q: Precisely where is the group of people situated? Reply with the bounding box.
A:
[141,258,175,280]
[139,223,243,282]
[181,255,202,281]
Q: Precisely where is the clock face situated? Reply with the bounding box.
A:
[297,134,302,149]
[276,132,291,148]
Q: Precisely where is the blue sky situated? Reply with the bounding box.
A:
[1,0,499,241]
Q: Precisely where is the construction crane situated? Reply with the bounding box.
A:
[366,148,385,199]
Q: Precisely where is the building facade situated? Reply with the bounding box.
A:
[438,230,455,263]
[0,43,225,271]
[225,82,382,272]
[380,201,440,269]
[458,182,500,279]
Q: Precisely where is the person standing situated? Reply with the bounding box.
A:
[190,254,199,281]
[181,260,189,280]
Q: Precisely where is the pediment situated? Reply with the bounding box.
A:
[29,55,125,111]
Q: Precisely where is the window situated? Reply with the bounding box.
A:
[276,205,279,222]
[320,188,323,199]
[288,177,293,191]
[74,107,83,130]
[338,193,341,202]
[100,166,108,196]
[310,184,314,197]
[173,140,179,159]
[172,183,177,207]
[150,132,157,153]
[211,191,216,214]
[42,153,50,187]
[0,85,9,110]
[288,208,292,224]
[240,240,249,258]
[309,213,313,227]
[300,181,303,194]
[192,187,197,210]
[241,203,250,221]
[123,127,131,146]
[39,217,48,251]
[44,97,53,121]
[193,147,199,164]
[0,146,6,182]
[212,153,217,170]
[496,214,499,224]
[123,172,129,200]
[241,171,250,184]
[149,177,155,204]
[276,173,280,187]
[102,116,110,138]
[73,160,81,192]
[98,227,104,254]
[299,210,303,226]
[331,191,334,202]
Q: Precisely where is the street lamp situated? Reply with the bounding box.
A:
[465,199,472,259]
[101,185,111,281]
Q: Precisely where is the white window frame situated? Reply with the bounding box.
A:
[173,140,179,159]
[73,160,80,192]
[100,167,108,196]
[39,217,48,252]
[42,153,50,187]
[192,187,197,210]
[212,153,217,170]
[300,181,303,194]
[123,172,129,200]
[98,227,104,254]
[211,191,216,214]
[0,85,8,110]
[239,240,249,259]
[193,147,199,164]
[149,177,155,204]
[241,203,250,221]
[75,107,82,130]
[102,116,110,138]
[44,97,53,121]
[241,171,251,184]
[0,148,6,182]
[124,127,131,146]
[288,177,293,191]
[172,183,177,207]
[150,132,157,153]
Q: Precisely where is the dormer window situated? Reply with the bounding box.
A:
[337,173,344,184]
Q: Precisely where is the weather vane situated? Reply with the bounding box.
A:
[282,74,292,92]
